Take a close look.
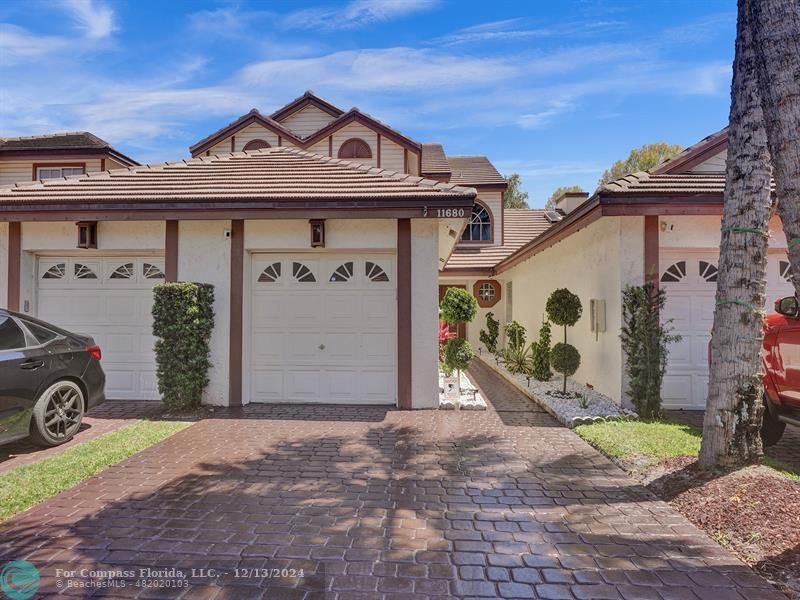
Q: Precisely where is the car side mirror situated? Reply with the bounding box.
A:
[775,296,799,318]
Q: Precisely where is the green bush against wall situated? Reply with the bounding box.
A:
[152,282,215,412]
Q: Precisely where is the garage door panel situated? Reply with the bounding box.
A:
[285,370,321,401]
[249,254,396,404]
[662,375,693,409]
[666,333,692,367]
[36,257,162,400]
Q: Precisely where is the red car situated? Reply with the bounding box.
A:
[762,295,800,446]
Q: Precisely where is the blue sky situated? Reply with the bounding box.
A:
[0,0,734,206]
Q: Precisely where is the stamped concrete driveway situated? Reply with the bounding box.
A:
[0,361,783,600]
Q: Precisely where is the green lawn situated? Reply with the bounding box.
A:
[575,418,799,480]
[0,420,191,521]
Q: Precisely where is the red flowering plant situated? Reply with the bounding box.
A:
[439,321,456,363]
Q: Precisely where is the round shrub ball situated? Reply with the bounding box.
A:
[546,288,583,327]
[550,342,581,377]
[440,287,478,325]
[444,338,474,372]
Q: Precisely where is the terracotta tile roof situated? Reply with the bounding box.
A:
[601,171,729,195]
[0,132,111,151]
[444,209,552,271]
[421,143,451,176]
[447,156,506,186]
[0,147,476,208]
[651,127,727,175]
[0,132,138,165]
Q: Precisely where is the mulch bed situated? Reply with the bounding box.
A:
[621,456,800,599]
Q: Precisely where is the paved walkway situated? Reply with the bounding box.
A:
[0,401,163,474]
[0,361,782,599]
[666,409,800,472]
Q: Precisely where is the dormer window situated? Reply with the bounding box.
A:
[461,202,492,242]
[338,138,372,160]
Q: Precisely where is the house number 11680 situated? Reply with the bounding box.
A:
[436,208,465,218]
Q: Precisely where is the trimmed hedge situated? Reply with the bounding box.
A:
[550,342,581,394]
[440,287,478,325]
[152,282,215,412]
[443,337,474,375]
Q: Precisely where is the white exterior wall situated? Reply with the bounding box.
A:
[178,221,231,406]
[411,219,440,409]
[278,106,337,138]
[0,223,7,309]
[0,159,104,187]
[18,221,165,317]
[501,216,644,403]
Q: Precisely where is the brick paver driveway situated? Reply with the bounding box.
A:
[0,361,782,599]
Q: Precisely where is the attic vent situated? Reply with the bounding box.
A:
[544,210,563,223]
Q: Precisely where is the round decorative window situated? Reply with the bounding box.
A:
[473,279,501,308]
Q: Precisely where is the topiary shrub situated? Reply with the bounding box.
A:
[546,288,583,342]
[620,284,680,418]
[531,321,553,381]
[479,311,500,355]
[443,338,474,379]
[440,287,478,394]
[440,287,478,325]
[550,342,581,394]
[503,321,526,352]
[152,282,215,412]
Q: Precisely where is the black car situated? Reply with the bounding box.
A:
[0,309,105,447]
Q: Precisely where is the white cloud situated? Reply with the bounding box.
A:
[437,18,626,46]
[284,0,438,30]
[240,47,517,91]
[0,24,68,66]
[61,0,116,39]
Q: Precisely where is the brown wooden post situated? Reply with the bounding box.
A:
[7,222,20,311]
[229,220,245,406]
[165,221,179,282]
[644,215,660,288]
[397,219,412,409]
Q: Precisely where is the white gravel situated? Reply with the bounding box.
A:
[438,370,487,411]
[478,356,636,427]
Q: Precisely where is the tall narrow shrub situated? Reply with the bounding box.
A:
[546,288,583,393]
[620,284,679,418]
[152,282,215,412]
[440,288,478,394]
[479,311,500,355]
[531,321,553,381]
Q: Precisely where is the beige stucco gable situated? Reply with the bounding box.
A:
[277,105,338,138]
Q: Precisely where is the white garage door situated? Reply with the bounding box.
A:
[249,254,396,404]
[37,257,164,400]
[661,252,794,409]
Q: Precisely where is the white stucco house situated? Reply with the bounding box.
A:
[440,128,793,410]
[1,95,792,412]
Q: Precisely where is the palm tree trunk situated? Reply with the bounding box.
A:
[751,0,800,298]
[699,0,772,469]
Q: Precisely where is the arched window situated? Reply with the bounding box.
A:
[338,138,372,159]
[461,202,492,242]
[242,139,271,151]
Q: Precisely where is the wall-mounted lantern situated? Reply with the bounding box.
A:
[76,221,98,249]
[310,219,325,248]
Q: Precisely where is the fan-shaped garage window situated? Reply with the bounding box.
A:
[660,261,686,283]
[330,262,354,282]
[461,203,492,242]
[258,262,282,283]
[74,263,97,279]
[243,139,271,151]
[292,262,316,283]
[699,260,718,283]
[338,138,372,160]
[780,260,793,282]
[110,263,135,279]
[365,261,389,282]
[42,263,66,279]
[143,263,165,280]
